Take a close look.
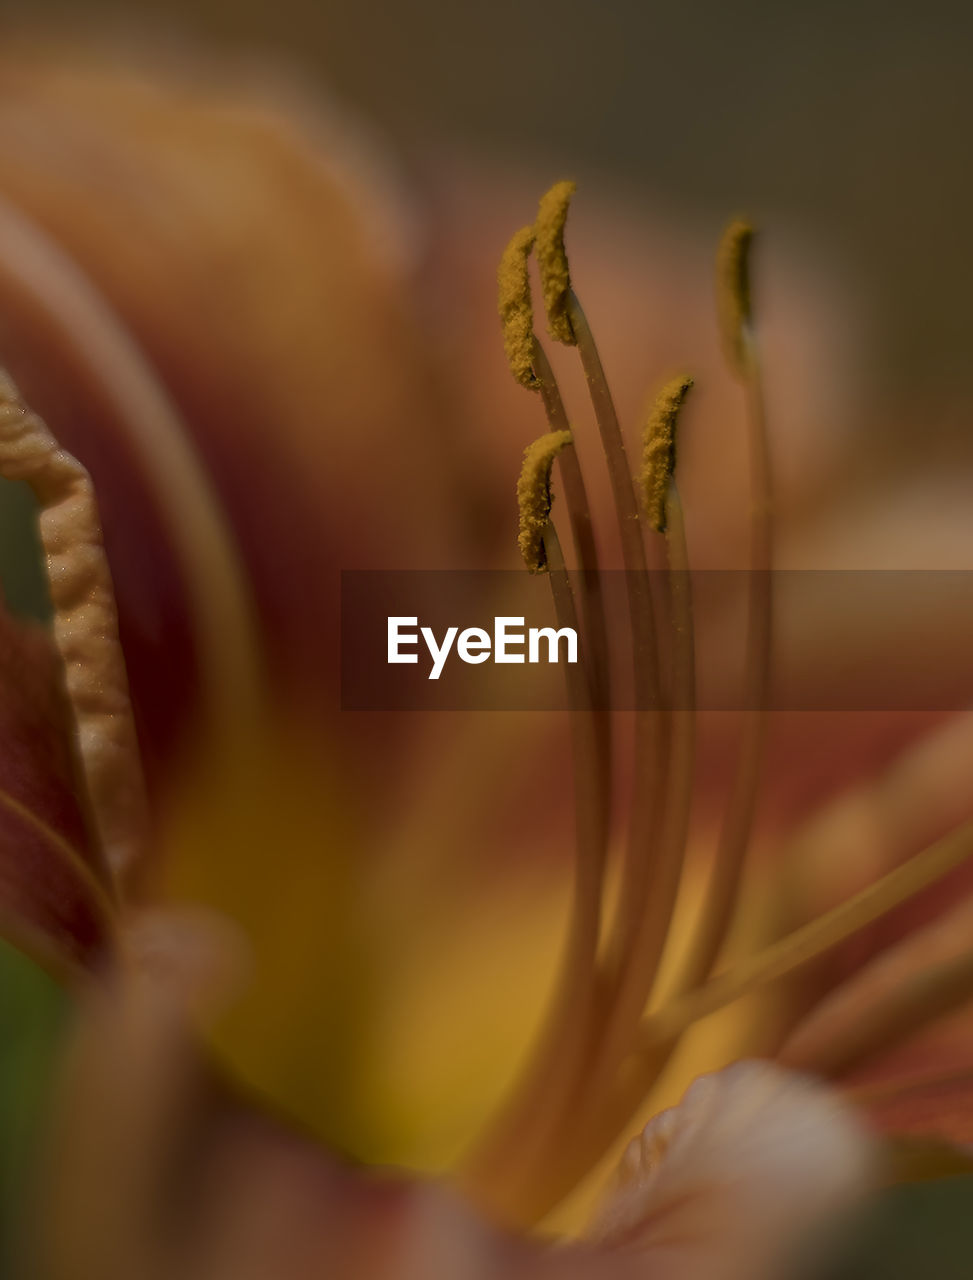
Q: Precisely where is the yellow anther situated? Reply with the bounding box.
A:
[517,429,573,572]
[535,181,577,346]
[640,375,694,532]
[498,225,539,389]
[716,219,755,376]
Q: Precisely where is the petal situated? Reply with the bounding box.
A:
[864,1068,973,1149]
[587,1061,876,1280]
[24,907,640,1280]
[27,906,249,1280]
[0,42,459,751]
[160,712,572,1173]
[0,606,111,973]
[779,893,973,1080]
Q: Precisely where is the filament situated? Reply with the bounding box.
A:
[666,221,773,1005]
[524,476,698,1226]
[530,338,612,717]
[565,293,668,984]
[524,815,973,1221]
[582,390,698,1109]
[465,213,619,1213]
[460,517,609,1218]
[643,817,973,1048]
[778,896,973,1078]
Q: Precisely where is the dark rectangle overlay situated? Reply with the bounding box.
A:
[340,570,973,712]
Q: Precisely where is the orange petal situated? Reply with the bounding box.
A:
[0,42,459,744]
[24,907,648,1280]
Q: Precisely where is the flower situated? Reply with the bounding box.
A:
[0,36,971,1279]
[16,910,875,1280]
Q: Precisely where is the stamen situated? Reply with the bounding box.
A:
[509,520,610,1189]
[498,226,540,389]
[527,340,612,715]
[544,384,699,1220]
[563,292,667,984]
[641,817,973,1048]
[516,430,573,572]
[496,221,611,703]
[535,181,577,345]
[461,507,608,1222]
[716,219,756,376]
[668,220,773,998]
[639,376,694,533]
[489,193,671,1218]
[642,478,696,984]
[556,233,772,1209]
[518,816,973,1222]
[496,216,612,708]
[777,893,973,1078]
[598,378,698,1048]
[0,372,146,887]
[480,187,973,1232]
[464,210,617,1214]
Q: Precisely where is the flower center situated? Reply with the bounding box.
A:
[458,183,973,1230]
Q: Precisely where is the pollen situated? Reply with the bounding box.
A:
[517,429,573,572]
[498,225,539,389]
[716,219,755,376]
[535,181,577,346]
[640,375,694,532]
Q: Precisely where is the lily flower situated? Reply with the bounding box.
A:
[0,38,970,1279]
[16,908,873,1280]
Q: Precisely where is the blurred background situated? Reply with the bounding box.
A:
[6,0,973,441]
[3,1,973,1272]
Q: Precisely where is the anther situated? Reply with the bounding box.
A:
[716,219,755,377]
[517,429,573,572]
[640,375,694,533]
[498,225,539,389]
[535,181,577,346]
